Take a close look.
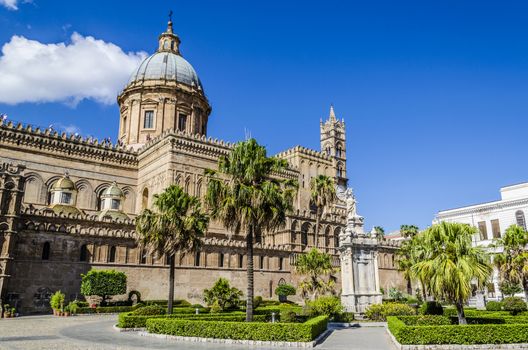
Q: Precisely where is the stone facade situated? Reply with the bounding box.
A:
[0,20,402,313]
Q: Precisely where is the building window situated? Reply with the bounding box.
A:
[60,192,72,204]
[238,254,243,269]
[336,145,342,157]
[111,199,120,210]
[477,221,488,241]
[194,251,201,267]
[301,225,309,246]
[122,116,127,134]
[80,244,88,262]
[140,248,147,264]
[109,246,116,263]
[219,253,224,268]
[142,188,149,209]
[278,257,284,271]
[516,210,526,230]
[144,111,154,129]
[259,256,264,270]
[42,242,51,260]
[491,219,501,239]
[337,166,343,178]
[178,114,187,131]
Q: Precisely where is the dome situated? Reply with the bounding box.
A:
[102,182,124,198]
[127,51,203,90]
[52,175,76,191]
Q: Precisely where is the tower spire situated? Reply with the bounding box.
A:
[329,104,336,121]
[167,10,174,33]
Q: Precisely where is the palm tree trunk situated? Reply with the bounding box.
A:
[167,254,175,315]
[246,227,254,322]
[523,277,528,304]
[315,206,321,248]
[455,301,467,324]
[420,279,427,300]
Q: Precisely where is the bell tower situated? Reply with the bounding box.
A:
[320,105,347,186]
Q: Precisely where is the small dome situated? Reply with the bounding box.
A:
[52,175,76,191]
[102,182,124,198]
[127,52,203,90]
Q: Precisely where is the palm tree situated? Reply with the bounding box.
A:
[205,138,297,321]
[494,225,528,302]
[136,185,208,315]
[411,222,491,324]
[397,233,427,298]
[310,175,336,248]
[373,226,385,240]
[400,224,419,238]
[294,248,338,301]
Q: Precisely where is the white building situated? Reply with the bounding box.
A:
[434,182,528,301]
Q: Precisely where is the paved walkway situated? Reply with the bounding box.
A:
[0,315,396,350]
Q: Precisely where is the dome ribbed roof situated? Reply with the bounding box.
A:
[127,52,203,90]
[52,176,76,191]
[102,182,124,198]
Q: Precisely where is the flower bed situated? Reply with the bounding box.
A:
[388,315,528,345]
[145,315,328,342]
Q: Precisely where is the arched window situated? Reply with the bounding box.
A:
[42,242,51,260]
[334,227,341,248]
[516,210,526,230]
[301,223,309,247]
[238,254,243,269]
[278,257,284,271]
[259,256,265,270]
[140,248,147,264]
[218,253,224,268]
[142,188,149,210]
[80,244,88,262]
[337,165,343,178]
[109,246,116,263]
[194,251,201,267]
[336,145,342,158]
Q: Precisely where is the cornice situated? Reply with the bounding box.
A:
[0,121,138,167]
[436,197,528,219]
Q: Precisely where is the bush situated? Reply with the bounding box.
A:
[50,291,65,311]
[388,288,405,301]
[132,305,166,316]
[399,315,451,326]
[365,303,416,321]
[253,296,263,309]
[500,281,523,297]
[275,284,296,298]
[128,290,142,304]
[334,312,354,323]
[80,269,127,304]
[502,297,528,315]
[143,300,191,307]
[203,278,242,311]
[388,316,528,345]
[280,309,297,323]
[146,315,329,342]
[486,301,503,311]
[307,296,343,319]
[419,301,443,315]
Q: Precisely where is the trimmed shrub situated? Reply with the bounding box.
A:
[334,312,355,323]
[399,315,451,326]
[365,303,416,321]
[388,316,528,345]
[146,315,329,342]
[486,301,503,312]
[132,305,166,316]
[128,290,142,304]
[143,300,191,307]
[275,284,296,299]
[280,309,297,323]
[419,301,443,315]
[80,269,127,305]
[118,312,268,329]
[307,296,344,319]
[503,297,527,315]
[50,291,65,311]
[76,305,137,314]
[253,296,263,309]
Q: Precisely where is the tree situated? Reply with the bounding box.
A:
[136,185,207,315]
[205,138,297,321]
[373,226,385,240]
[400,224,419,238]
[203,278,243,312]
[80,269,127,305]
[494,225,528,303]
[310,175,336,248]
[499,280,523,297]
[397,233,427,298]
[275,283,296,302]
[294,248,337,301]
[411,222,491,324]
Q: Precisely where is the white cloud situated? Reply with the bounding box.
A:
[0,0,18,10]
[0,33,147,105]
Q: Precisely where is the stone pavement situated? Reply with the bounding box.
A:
[0,315,396,350]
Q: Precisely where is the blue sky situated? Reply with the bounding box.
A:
[1,0,527,232]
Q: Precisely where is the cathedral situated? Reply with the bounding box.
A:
[0,19,403,313]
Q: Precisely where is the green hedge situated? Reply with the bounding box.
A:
[77,305,136,314]
[117,312,268,329]
[443,308,509,318]
[388,316,528,345]
[143,300,192,307]
[398,315,451,326]
[146,315,328,342]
